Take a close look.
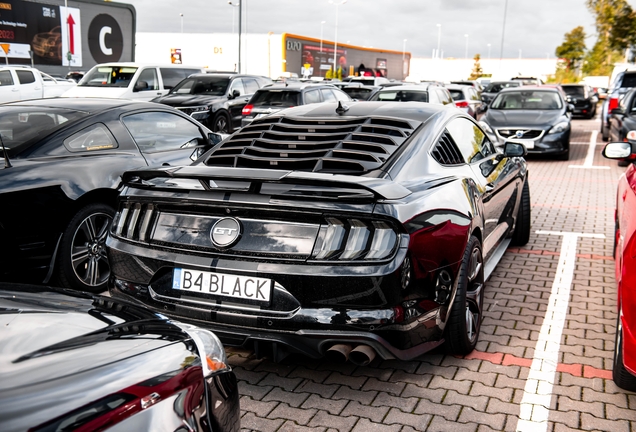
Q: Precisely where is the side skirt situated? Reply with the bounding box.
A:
[484,237,511,281]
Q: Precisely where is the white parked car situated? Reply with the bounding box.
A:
[62,63,204,101]
[0,67,76,103]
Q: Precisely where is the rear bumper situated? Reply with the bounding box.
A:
[106,235,447,361]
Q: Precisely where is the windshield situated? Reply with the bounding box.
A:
[171,76,230,96]
[484,82,520,93]
[0,107,87,156]
[491,90,563,110]
[79,66,138,88]
[250,90,299,107]
[562,86,585,97]
[370,90,428,102]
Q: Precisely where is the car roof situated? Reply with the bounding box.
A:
[1,97,162,113]
[376,84,435,91]
[446,84,473,90]
[260,82,334,90]
[272,100,454,124]
[498,86,558,93]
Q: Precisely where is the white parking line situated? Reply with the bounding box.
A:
[516,230,605,432]
[569,130,609,169]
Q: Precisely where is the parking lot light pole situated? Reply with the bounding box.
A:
[436,23,441,59]
[488,43,491,59]
[329,0,347,76]
[464,34,469,59]
[228,1,239,34]
[402,39,407,61]
[320,21,326,52]
[499,0,508,61]
[179,13,183,34]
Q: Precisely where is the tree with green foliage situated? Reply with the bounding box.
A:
[585,0,636,71]
[555,26,586,71]
[468,54,483,80]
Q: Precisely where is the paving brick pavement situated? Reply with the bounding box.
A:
[226,118,636,431]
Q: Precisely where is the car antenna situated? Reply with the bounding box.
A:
[0,133,11,168]
[335,100,349,115]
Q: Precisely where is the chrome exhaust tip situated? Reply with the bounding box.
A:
[325,343,353,363]
[349,345,377,366]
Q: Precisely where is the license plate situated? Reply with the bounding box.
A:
[172,268,272,302]
[509,139,535,149]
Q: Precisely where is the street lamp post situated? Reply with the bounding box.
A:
[499,0,509,61]
[436,23,441,59]
[487,43,491,59]
[180,13,183,34]
[402,38,407,61]
[329,0,347,78]
[464,34,469,59]
[320,20,326,52]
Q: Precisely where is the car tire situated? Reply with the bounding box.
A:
[212,111,232,134]
[602,123,610,141]
[445,235,484,355]
[557,147,570,161]
[613,308,636,391]
[56,203,114,293]
[511,179,531,246]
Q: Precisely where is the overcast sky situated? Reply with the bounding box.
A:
[117,0,636,59]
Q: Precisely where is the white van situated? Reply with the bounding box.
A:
[62,63,204,101]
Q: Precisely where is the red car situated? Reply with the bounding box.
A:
[603,141,636,390]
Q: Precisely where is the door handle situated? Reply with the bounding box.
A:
[485,183,495,192]
[11,88,18,92]
[157,92,162,95]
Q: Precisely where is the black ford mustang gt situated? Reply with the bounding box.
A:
[107,101,530,363]
[0,98,218,293]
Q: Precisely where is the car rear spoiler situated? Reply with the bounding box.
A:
[122,166,412,200]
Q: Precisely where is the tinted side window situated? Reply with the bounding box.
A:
[123,112,203,153]
[244,78,260,94]
[160,68,187,90]
[304,89,321,104]
[16,70,35,84]
[229,78,245,96]
[64,123,118,152]
[0,70,13,85]
[437,89,453,105]
[321,89,337,102]
[137,68,159,91]
[446,117,492,163]
[621,73,636,88]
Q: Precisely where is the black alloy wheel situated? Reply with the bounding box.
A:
[445,235,485,355]
[213,111,231,134]
[613,306,636,391]
[56,203,114,293]
[511,179,531,246]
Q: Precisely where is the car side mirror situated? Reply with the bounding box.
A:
[134,81,149,92]
[503,142,527,158]
[567,104,575,113]
[603,142,632,159]
[208,132,228,145]
[611,107,625,115]
[229,89,240,99]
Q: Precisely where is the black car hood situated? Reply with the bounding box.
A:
[154,94,226,107]
[485,109,563,128]
[0,283,189,391]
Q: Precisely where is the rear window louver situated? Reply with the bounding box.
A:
[205,115,420,174]
[432,130,464,166]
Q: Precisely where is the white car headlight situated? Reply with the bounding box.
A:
[548,121,569,134]
[479,121,493,134]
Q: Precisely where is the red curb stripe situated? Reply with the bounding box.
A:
[583,365,613,380]
[507,248,613,261]
[461,350,609,380]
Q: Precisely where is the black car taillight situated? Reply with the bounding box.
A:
[113,203,155,241]
[311,218,398,261]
